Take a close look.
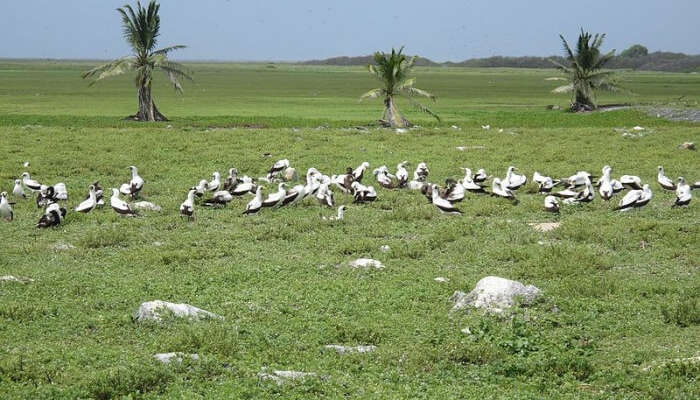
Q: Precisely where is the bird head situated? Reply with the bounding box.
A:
[14,179,21,185]
[21,172,30,179]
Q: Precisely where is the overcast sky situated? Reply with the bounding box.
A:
[2,0,699,61]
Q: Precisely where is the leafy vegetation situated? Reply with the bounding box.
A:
[361,47,439,127]
[0,61,698,399]
[82,0,191,121]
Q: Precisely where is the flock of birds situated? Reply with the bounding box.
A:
[0,160,697,227]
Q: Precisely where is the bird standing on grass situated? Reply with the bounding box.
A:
[75,185,98,214]
[0,192,14,221]
[431,185,462,215]
[36,202,66,228]
[544,195,560,213]
[13,179,26,199]
[110,188,137,217]
[673,178,692,207]
[120,166,144,198]
[243,186,264,215]
[179,188,196,220]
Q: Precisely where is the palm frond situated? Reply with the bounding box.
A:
[359,88,384,101]
[81,57,135,85]
[403,86,436,101]
[152,45,186,56]
[551,84,574,93]
[405,96,441,121]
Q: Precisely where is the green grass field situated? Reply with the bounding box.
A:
[0,61,698,399]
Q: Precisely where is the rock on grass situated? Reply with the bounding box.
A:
[133,201,161,211]
[348,258,384,269]
[323,345,377,355]
[258,369,317,385]
[153,353,200,364]
[451,276,541,313]
[0,275,34,284]
[134,300,220,322]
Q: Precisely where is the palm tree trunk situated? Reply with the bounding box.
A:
[128,83,168,121]
[380,95,411,128]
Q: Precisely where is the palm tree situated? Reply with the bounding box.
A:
[551,29,619,111]
[361,47,439,128]
[82,1,192,121]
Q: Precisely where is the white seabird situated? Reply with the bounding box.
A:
[203,190,234,207]
[491,178,517,202]
[373,166,395,189]
[231,180,256,196]
[504,166,527,190]
[563,177,594,205]
[316,182,335,207]
[179,188,196,220]
[262,183,286,208]
[36,201,66,228]
[567,171,594,187]
[110,188,137,217]
[599,166,614,200]
[206,172,221,192]
[414,162,429,182]
[21,172,42,193]
[91,181,105,206]
[620,174,643,190]
[323,205,346,220]
[673,177,692,207]
[267,159,290,180]
[351,181,377,203]
[544,195,560,213]
[353,162,370,182]
[13,179,26,199]
[533,171,558,193]
[460,168,487,194]
[243,186,264,215]
[396,161,409,187]
[223,168,240,191]
[614,184,652,211]
[54,183,68,200]
[431,185,463,215]
[445,179,465,203]
[75,185,98,213]
[0,192,13,221]
[656,166,676,191]
[119,166,144,198]
[194,179,208,199]
[473,168,488,184]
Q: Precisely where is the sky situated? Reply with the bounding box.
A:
[1,0,699,62]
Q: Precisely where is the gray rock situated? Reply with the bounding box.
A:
[133,201,161,211]
[348,258,384,269]
[434,277,450,283]
[284,167,298,181]
[0,275,34,284]
[450,276,541,313]
[153,352,200,364]
[134,300,220,322]
[323,345,377,355]
[258,369,317,385]
[53,242,75,251]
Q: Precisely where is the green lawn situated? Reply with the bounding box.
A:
[0,61,698,399]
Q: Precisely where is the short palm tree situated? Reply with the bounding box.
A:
[82,1,192,121]
[551,30,619,111]
[361,47,439,128]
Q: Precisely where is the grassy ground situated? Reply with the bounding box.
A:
[0,61,698,399]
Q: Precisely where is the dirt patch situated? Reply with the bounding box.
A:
[529,222,561,232]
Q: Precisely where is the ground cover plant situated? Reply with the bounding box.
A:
[0,61,698,399]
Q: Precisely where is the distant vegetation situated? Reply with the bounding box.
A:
[302,46,700,73]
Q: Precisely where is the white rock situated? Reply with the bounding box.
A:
[258,369,317,385]
[0,275,34,284]
[451,125,460,130]
[153,352,200,364]
[481,124,490,130]
[348,258,384,269]
[434,277,450,283]
[133,201,161,211]
[461,327,471,335]
[134,300,221,322]
[53,242,75,251]
[455,146,466,151]
[632,126,645,131]
[380,245,391,253]
[450,276,542,313]
[23,161,30,167]
[395,128,407,134]
[324,345,377,355]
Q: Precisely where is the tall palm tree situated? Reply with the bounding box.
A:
[82,1,192,121]
[361,47,439,128]
[551,29,619,111]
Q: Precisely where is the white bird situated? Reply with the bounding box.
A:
[194,179,208,198]
[491,178,517,201]
[36,185,56,208]
[504,166,527,190]
[614,184,652,211]
[481,124,490,130]
[223,168,240,191]
[396,161,409,187]
[351,181,377,203]
[262,183,286,208]
[544,195,560,213]
[414,162,429,182]
[54,183,68,200]
[206,172,221,192]
[656,166,676,191]
[110,188,137,216]
[445,180,465,203]
[552,184,580,199]
[460,168,487,194]
[673,177,692,207]
[75,185,97,213]
[353,162,370,182]
[92,181,105,206]
[13,179,26,199]
[533,171,558,193]
[119,166,144,198]
[331,167,355,193]
[620,174,643,190]
[473,168,488,184]
[243,186,264,215]
[267,159,290,180]
[0,192,13,221]
[567,171,594,187]
[599,166,614,200]
[373,166,395,189]
[36,201,66,228]
[281,183,307,206]
[563,177,594,205]
[231,181,256,196]
[316,182,334,207]
[21,172,41,193]
[203,190,234,207]
[431,185,462,215]
[179,188,196,220]
[323,205,346,221]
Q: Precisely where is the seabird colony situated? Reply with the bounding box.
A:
[3,161,695,227]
